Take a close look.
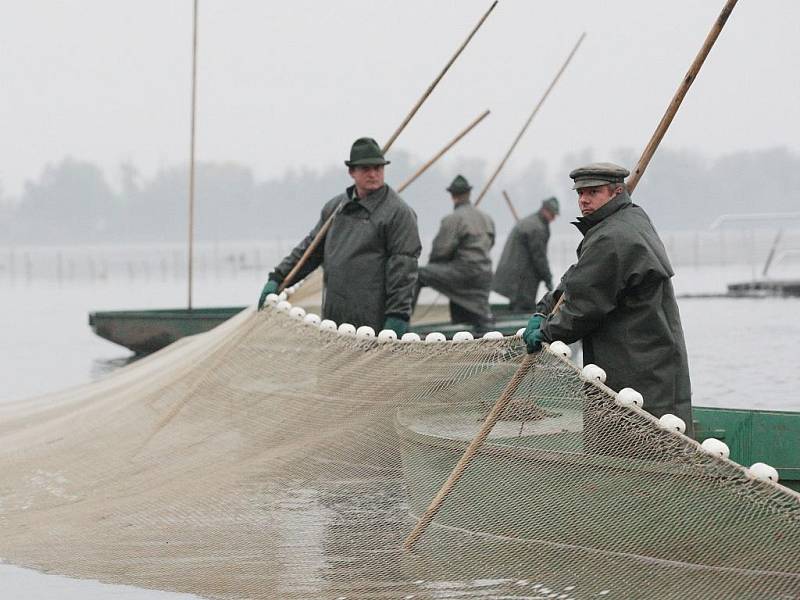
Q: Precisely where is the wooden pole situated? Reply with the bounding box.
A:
[277,2,498,293]
[397,109,491,194]
[626,0,738,194]
[383,1,498,153]
[187,0,198,309]
[501,190,520,222]
[474,32,586,207]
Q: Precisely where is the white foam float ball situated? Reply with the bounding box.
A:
[286,285,297,296]
[581,364,606,383]
[515,327,526,338]
[356,325,376,338]
[452,331,474,342]
[278,291,288,302]
[288,306,306,320]
[337,322,356,336]
[617,387,644,408]
[401,332,421,343]
[377,329,398,341]
[303,312,321,326]
[658,413,686,434]
[482,331,504,340]
[276,300,292,313]
[265,293,280,306]
[425,332,446,343]
[701,438,730,459]
[319,319,337,331]
[748,462,779,483]
[547,340,572,359]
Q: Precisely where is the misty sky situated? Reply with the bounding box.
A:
[1,0,799,199]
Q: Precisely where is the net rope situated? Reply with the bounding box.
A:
[0,305,799,599]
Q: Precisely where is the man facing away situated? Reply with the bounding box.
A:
[258,137,422,337]
[415,175,496,333]
[524,162,693,435]
[493,197,559,312]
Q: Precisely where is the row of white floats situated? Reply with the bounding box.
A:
[263,292,780,485]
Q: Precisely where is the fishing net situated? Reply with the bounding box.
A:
[1,303,799,600]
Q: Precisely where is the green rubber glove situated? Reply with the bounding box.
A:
[383,316,408,337]
[258,280,280,310]
[522,312,546,353]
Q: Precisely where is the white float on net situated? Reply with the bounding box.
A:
[288,306,306,320]
[515,327,526,337]
[452,331,474,342]
[547,340,571,358]
[616,387,644,408]
[658,413,686,434]
[701,438,730,459]
[356,325,376,338]
[337,323,356,336]
[265,293,280,306]
[378,329,398,341]
[748,462,779,483]
[319,319,337,332]
[425,332,446,343]
[303,312,321,326]
[482,331,503,340]
[401,332,421,343]
[581,364,606,383]
[278,291,288,302]
[276,300,292,313]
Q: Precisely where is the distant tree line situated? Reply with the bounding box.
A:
[1,147,798,245]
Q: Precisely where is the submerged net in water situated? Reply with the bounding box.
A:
[0,304,799,599]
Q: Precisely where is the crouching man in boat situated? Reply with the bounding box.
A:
[523,162,693,436]
[414,175,496,334]
[257,137,422,337]
[493,196,560,312]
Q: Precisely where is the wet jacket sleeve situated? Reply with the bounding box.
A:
[539,233,621,344]
[269,202,336,284]
[523,227,552,284]
[428,215,460,263]
[384,206,422,320]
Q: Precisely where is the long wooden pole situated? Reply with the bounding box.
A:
[474,32,586,207]
[397,109,491,194]
[501,190,520,222]
[187,0,198,309]
[404,0,740,552]
[277,2,498,293]
[627,0,738,194]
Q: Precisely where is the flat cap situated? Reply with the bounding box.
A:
[569,162,629,190]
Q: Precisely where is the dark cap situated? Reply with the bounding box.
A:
[541,196,559,214]
[345,137,390,167]
[569,162,629,190]
[446,174,472,195]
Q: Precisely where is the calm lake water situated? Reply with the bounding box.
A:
[1,259,799,599]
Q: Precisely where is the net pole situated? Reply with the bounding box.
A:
[277,2,498,293]
[474,32,586,207]
[627,0,739,194]
[502,190,520,222]
[397,109,491,194]
[187,0,199,309]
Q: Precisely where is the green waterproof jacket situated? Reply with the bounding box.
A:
[270,185,422,331]
[536,190,692,432]
[493,210,553,309]
[420,202,495,317]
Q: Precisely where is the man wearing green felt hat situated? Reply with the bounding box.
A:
[493,196,560,312]
[258,137,421,336]
[414,174,496,333]
[523,162,693,436]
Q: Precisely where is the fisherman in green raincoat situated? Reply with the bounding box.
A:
[493,197,559,311]
[258,138,421,336]
[524,163,693,435]
[414,175,496,333]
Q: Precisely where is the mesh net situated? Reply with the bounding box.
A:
[1,306,799,599]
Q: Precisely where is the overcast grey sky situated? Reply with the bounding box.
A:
[1,0,799,197]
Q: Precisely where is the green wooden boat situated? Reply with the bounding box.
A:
[88,307,246,355]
